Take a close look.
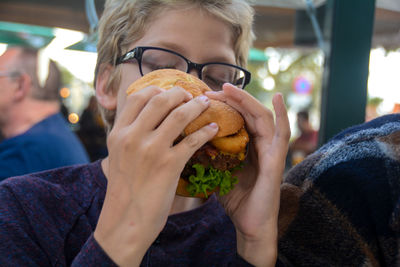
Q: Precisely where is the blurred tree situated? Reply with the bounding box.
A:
[59,65,75,86]
[246,48,324,114]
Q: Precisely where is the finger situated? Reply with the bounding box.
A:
[173,123,219,162]
[156,95,211,143]
[134,86,193,131]
[206,83,274,136]
[113,86,165,131]
[271,93,291,160]
[221,83,273,118]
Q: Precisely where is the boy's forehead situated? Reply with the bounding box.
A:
[130,7,235,62]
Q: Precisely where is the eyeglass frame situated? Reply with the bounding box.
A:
[115,46,251,89]
[0,71,21,78]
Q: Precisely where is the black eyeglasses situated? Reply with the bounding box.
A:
[115,46,251,91]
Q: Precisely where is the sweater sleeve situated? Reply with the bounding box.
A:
[0,185,51,266]
[0,183,117,266]
[229,253,255,267]
[72,234,118,267]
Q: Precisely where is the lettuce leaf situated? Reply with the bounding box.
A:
[186,164,239,198]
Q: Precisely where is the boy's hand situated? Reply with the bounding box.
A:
[95,86,218,266]
[206,84,290,267]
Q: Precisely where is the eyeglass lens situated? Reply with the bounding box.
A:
[140,49,246,91]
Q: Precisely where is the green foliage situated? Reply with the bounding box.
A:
[367,96,383,107]
[59,65,75,87]
[245,49,324,112]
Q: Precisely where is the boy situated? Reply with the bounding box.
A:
[0,0,290,266]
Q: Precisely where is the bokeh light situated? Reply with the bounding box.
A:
[59,87,70,98]
[68,113,79,124]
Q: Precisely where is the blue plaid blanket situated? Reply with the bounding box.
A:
[278,113,400,266]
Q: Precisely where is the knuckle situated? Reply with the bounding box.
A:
[184,134,200,148]
[140,140,155,153]
[171,86,185,94]
[159,153,172,167]
[107,129,121,147]
[151,93,169,106]
[107,129,117,141]
[148,86,165,97]
[276,129,291,144]
[283,129,292,141]
[136,141,156,161]
[108,128,140,151]
[121,136,138,152]
[170,86,182,92]
[147,85,163,93]
[130,93,146,105]
[172,109,187,123]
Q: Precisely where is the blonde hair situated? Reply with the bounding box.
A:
[96,0,255,131]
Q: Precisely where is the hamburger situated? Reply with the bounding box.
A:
[127,69,249,198]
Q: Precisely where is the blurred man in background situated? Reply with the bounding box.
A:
[0,46,89,180]
[288,109,318,165]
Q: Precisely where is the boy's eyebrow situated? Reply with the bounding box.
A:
[150,41,235,64]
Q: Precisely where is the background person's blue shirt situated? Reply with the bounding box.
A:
[0,113,89,180]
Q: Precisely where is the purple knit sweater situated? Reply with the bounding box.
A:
[0,161,252,266]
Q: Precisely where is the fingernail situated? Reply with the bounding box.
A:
[186,92,193,99]
[205,91,217,96]
[209,122,218,129]
[198,95,209,102]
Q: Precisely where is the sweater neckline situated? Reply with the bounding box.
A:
[92,159,226,230]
